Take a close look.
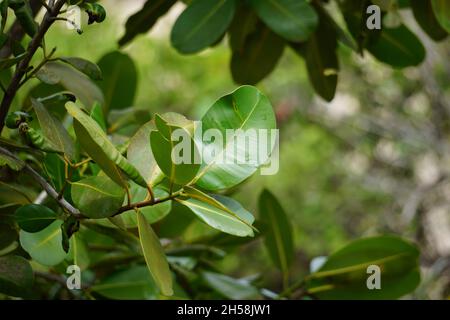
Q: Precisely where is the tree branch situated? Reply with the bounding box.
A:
[0,146,82,218]
[0,0,67,133]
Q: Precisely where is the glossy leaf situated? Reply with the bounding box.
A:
[31,98,76,159]
[127,120,163,186]
[119,0,177,46]
[19,220,67,266]
[432,0,450,33]
[136,209,173,296]
[306,236,421,299]
[258,189,294,276]
[96,51,137,111]
[150,114,200,186]
[202,271,261,300]
[250,0,318,42]
[171,0,236,54]
[71,175,125,219]
[176,191,254,237]
[59,57,102,80]
[92,265,158,299]
[231,23,285,85]
[36,62,104,110]
[66,102,147,187]
[14,204,57,233]
[0,255,33,297]
[194,86,277,191]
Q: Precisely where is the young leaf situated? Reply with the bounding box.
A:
[306,236,421,299]
[59,57,102,81]
[176,194,254,237]
[127,121,163,186]
[150,113,200,186]
[258,189,294,277]
[171,0,236,54]
[15,204,57,233]
[96,51,137,111]
[194,86,276,191]
[136,209,173,296]
[71,175,126,219]
[0,255,33,298]
[66,102,147,188]
[249,0,318,42]
[19,220,67,266]
[231,23,285,85]
[431,0,450,33]
[119,0,177,46]
[31,98,76,159]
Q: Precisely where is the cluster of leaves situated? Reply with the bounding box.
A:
[120,0,449,102]
[0,0,428,300]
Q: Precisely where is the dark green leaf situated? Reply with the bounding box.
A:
[306,236,421,299]
[0,255,33,297]
[15,204,57,233]
[431,0,450,33]
[258,189,294,276]
[411,0,447,41]
[96,51,137,111]
[171,0,236,54]
[59,57,102,81]
[119,0,177,46]
[71,175,125,219]
[249,0,318,42]
[136,209,173,296]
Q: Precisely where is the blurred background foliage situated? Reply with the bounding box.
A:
[2,0,449,299]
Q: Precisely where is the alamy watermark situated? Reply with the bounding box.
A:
[167,122,279,176]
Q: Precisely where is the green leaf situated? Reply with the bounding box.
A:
[127,121,163,186]
[292,5,339,101]
[367,25,426,68]
[96,51,137,111]
[31,98,76,159]
[59,57,102,81]
[0,52,26,70]
[15,204,57,233]
[306,236,421,299]
[202,271,262,299]
[66,102,147,188]
[71,175,125,219]
[0,255,33,297]
[92,265,158,299]
[431,0,450,33]
[89,101,107,132]
[150,113,200,186]
[68,233,90,270]
[0,152,24,171]
[249,0,318,42]
[231,23,285,85]
[171,0,236,54]
[258,189,294,277]
[119,0,177,46]
[36,62,104,110]
[411,0,447,41]
[121,185,171,228]
[176,192,254,237]
[0,223,17,251]
[19,220,67,266]
[136,209,173,296]
[194,86,276,191]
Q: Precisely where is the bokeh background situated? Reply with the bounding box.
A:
[13,0,449,299]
